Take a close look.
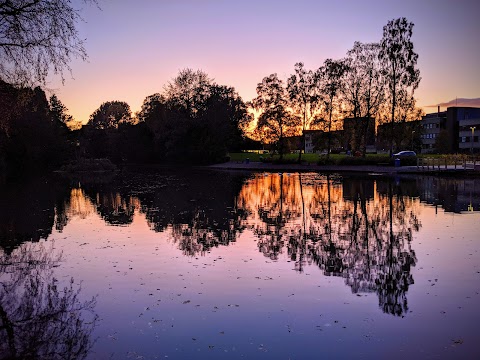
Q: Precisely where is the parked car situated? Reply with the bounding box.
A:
[393,150,416,158]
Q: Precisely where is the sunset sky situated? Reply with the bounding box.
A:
[49,0,480,124]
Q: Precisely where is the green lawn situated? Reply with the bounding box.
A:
[227,152,376,163]
[228,152,480,166]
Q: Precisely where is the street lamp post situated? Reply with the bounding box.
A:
[471,126,476,155]
[411,130,415,150]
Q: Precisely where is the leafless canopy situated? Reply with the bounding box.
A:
[0,0,96,85]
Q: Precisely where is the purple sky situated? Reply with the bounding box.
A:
[49,0,480,123]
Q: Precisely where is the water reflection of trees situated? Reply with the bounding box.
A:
[0,243,97,360]
[0,178,71,254]
[237,173,421,316]
[3,171,478,322]
[138,171,249,256]
[76,171,249,256]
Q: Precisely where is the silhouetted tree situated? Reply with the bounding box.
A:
[164,68,212,117]
[49,94,73,126]
[0,80,69,177]
[139,70,250,163]
[117,122,155,163]
[343,42,384,156]
[0,0,97,85]
[251,73,299,160]
[379,17,421,155]
[48,94,76,156]
[287,62,322,161]
[318,59,347,158]
[200,84,251,152]
[137,93,165,124]
[88,101,133,130]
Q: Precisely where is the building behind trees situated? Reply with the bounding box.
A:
[420,106,480,154]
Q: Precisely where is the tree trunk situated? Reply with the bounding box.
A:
[326,97,333,160]
[297,107,307,163]
[361,116,369,157]
[389,68,397,156]
[279,127,284,161]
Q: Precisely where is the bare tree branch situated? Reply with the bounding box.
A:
[0,0,98,86]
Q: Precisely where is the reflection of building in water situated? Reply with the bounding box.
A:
[416,177,480,213]
[237,173,421,316]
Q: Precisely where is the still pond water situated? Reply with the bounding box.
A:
[1,169,480,359]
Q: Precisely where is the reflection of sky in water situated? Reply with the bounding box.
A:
[1,172,479,359]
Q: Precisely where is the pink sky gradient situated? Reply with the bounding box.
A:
[48,0,480,123]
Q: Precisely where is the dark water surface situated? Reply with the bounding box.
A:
[1,169,479,359]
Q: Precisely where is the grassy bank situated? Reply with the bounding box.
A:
[228,152,480,167]
[228,152,319,163]
[228,152,393,165]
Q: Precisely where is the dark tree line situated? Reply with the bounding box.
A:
[0,80,71,181]
[0,2,252,175]
[70,69,252,165]
[135,69,251,164]
[0,69,253,181]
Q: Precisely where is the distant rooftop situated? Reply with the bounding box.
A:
[423,111,447,119]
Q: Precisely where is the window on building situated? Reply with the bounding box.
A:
[461,136,466,143]
[474,136,479,143]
